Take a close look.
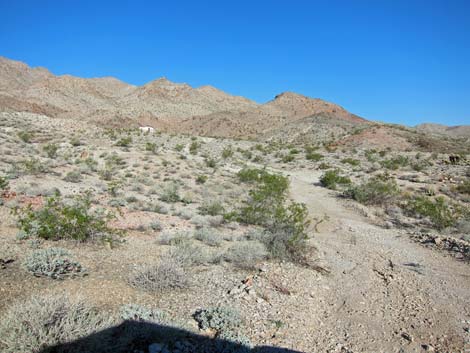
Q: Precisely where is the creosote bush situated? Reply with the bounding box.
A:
[405,195,456,230]
[320,169,351,190]
[23,247,85,279]
[14,193,120,242]
[0,175,9,190]
[345,177,400,205]
[43,143,59,158]
[235,168,311,264]
[159,183,180,203]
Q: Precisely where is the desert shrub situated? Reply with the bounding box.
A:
[145,142,157,153]
[170,239,219,265]
[14,193,120,242]
[237,172,289,225]
[43,143,59,158]
[198,200,225,216]
[149,220,163,231]
[196,174,207,184]
[216,330,252,349]
[17,158,47,175]
[0,175,8,190]
[159,183,180,202]
[189,141,200,154]
[345,177,400,205]
[318,162,331,169]
[456,179,470,195]
[193,306,242,332]
[258,204,311,263]
[341,158,360,166]
[70,137,82,146]
[237,167,268,183]
[119,304,166,323]
[174,143,184,152]
[320,169,351,190]
[63,170,83,183]
[222,146,234,159]
[23,247,85,279]
[18,131,33,143]
[223,241,267,269]
[194,228,222,247]
[380,155,409,170]
[281,154,295,163]
[306,152,323,161]
[115,136,132,147]
[405,196,456,230]
[129,255,189,292]
[237,170,311,264]
[205,158,217,168]
[0,294,113,353]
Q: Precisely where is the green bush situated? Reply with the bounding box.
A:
[456,180,470,195]
[159,183,180,203]
[18,158,47,175]
[43,143,59,158]
[345,177,400,205]
[306,152,323,161]
[63,170,83,183]
[341,158,360,166]
[195,175,207,184]
[205,158,217,168]
[0,175,8,190]
[198,200,225,216]
[237,170,311,264]
[320,170,351,190]
[222,146,234,159]
[189,141,200,154]
[145,142,157,153]
[14,193,120,242]
[237,167,268,183]
[281,154,295,163]
[174,143,184,152]
[23,247,85,279]
[405,196,456,230]
[380,156,409,170]
[115,136,132,147]
[18,131,33,143]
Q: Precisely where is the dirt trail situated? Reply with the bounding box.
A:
[284,169,470,352]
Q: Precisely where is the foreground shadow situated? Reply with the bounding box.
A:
[38,320,305,353]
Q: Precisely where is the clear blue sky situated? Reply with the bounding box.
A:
[1,0,469,126]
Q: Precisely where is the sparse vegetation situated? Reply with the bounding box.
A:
[0,294,113,353]
[405,195,456,230]
[129,254,189,292]
[345,177,400,205]
[23,247,85,279]
[14,193,120,242]
[320,169,351,190]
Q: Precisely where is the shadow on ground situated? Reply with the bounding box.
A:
[38,320,304,353]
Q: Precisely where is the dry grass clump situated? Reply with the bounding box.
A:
[0,293,114,353]
[129,254,189,293]
[223,241,267,269]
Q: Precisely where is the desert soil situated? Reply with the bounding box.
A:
[279,168,470,352]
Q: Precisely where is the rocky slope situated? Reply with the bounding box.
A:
[0,56,366,138]
[1,56,468,148]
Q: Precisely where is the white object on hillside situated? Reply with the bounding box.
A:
[139,126,155,133]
